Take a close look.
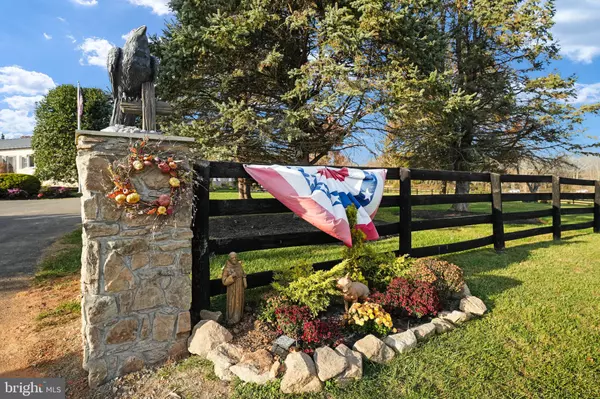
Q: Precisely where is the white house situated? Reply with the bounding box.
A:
[0,137,35,175]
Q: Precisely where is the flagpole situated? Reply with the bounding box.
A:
[77,81,81,130]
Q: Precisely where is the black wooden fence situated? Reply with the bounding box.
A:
[191,161,600,316]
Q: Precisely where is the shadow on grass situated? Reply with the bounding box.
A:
[440,233,588,310]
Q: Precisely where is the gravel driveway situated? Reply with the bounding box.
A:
[0,198,81,292]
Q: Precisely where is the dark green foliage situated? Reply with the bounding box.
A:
[0,173,41,194]
[32,84,111,183]
[272,261,313,291]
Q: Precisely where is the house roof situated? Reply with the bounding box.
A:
[0,137,32,150]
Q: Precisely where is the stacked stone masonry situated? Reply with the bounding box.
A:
[76,131,195,387]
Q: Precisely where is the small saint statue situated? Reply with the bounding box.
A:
[221,252,247,325]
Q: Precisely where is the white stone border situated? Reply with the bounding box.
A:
[186,289,488,394]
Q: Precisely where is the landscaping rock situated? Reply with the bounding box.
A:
[313,346,348,381]
[461,283,472,297]
[187,320,232,357]
[200,309,223,323]
[334,344,362,385]
[280,351,323,394]
[229,349,278,385]
[272,335,296,359]
[383,330,417,354]
[411,323,436,341]
[431,318,455,334]
[207,343,244,381]
[439,310,468,325]
[353,334,395,364]
[460,295,487,316]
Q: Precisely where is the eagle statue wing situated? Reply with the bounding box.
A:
[107,46,122,100]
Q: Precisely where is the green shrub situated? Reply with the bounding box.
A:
[275,263,346,316]
[341,205,413,289]
[408,258,465,301]
[257,294,291,325]
[0,174,41,194]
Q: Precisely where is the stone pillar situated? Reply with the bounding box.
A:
[76,130,195,387]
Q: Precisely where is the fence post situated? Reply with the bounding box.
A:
[552,175,561,240]
[399,168,412,256]
[490,173,505,252]
[594,181,600,233]
[191,161,211,325]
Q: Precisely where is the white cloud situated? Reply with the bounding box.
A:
[0,109,36,136]
[78,37,114,68]
[553,0,600,63]
[71,0,98,6]
[43,33,52,40]
[3,95,43,111]
[57,16,67,23]
[571,82,600,104]
[66,34,77,44]
[0,66,56,96]
[121,32,132,42]
[126,0,170,15]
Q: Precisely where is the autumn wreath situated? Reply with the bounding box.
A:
[106,138,190,218]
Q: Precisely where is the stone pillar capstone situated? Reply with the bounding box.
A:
[76,130,195,387]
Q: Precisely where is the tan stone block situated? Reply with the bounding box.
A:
[153,313,177,342]
[179,253,192,275]
[140,316,150,340]
[84,222,119,238]
[131,282,165,311]
[119,355,145,376]
[87,359,108,388]
[106,318,138,345]
[151,253,175,267]
[157,241,190,252]
[117,290,134,314]
[81,240,100,285]
[168,338,189,361]
[131,253,149,270]
[177,311,191,335]
[139,167,171,191]
[103,251,134,292]
[85,294,118,324]
[82,156,112,192]
[85,324,103,354]
[108,238,149,256]
[165,276,191,309]
[172,229,193,240]
[82,196,97,221]
[98,195,122,222]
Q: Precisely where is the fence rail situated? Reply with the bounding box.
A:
[191,162,600,316]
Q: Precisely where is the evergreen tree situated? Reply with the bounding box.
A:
[382,0,597,210]
[32,85,111,183]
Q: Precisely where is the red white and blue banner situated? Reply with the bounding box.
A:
[243,165,387,247]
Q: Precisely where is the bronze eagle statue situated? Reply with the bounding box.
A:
[107,25,158,126]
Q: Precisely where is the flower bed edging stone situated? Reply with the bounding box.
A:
[353,334,395,364]
[383,330,417,353]
[314,346,348,382]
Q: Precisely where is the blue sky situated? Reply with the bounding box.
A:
[0,0,599,161]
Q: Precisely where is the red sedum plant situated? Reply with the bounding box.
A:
[301,319,344,353]
[370,277,440,318]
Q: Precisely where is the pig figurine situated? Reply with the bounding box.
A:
[336,273,370,312]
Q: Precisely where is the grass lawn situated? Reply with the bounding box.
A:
[230,230,600,398]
